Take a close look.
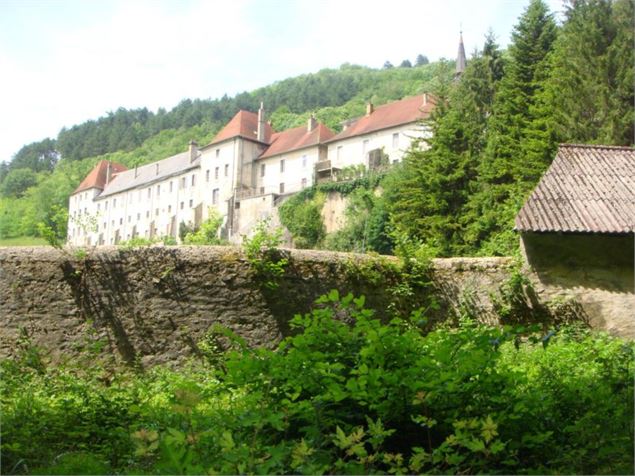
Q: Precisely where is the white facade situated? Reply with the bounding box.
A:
[328,123,429,170]
[68,96,433,246]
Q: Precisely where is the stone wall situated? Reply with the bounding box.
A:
[0,245,631,368]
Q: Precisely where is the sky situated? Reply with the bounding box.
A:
[0,0,565,163]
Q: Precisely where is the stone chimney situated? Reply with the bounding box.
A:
[366,103,374,116]
[134,165,138,178]
[307,114,317,132]
[422,93,429,106]
[106,162,112,185]
[189,140,198,162]
[155,163,159,176]
[257,102,266,142]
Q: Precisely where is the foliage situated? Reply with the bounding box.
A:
[1,293,633,475]
[0,168,38,198]
[242,219,288,290]
[183,209,224,245]
[36,204,69,248]
[278,191,326,249]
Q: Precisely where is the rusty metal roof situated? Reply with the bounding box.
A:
[515,144,635,234]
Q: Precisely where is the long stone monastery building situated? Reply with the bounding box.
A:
[68,95,434,246]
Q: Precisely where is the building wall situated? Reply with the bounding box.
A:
[257,146,319,196]
[520,232,635,338]
[327,123,429,170]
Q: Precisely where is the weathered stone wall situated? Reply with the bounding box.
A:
[0,245,631,368]
[521,232,634,338]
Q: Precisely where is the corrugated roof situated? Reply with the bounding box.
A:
[515,144,635,234]
[325,95,434,143]
[98,151,200,198]
[207,110,273,146]
[73,160,128,194]
[259,122,334,159]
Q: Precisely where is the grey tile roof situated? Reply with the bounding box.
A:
[515,144,635,234]
[98,151,200,198]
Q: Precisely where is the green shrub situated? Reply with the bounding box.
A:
[183,209,224,245]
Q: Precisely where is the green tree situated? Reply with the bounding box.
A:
[399,59,412,68]
[415,54,429,66]
[1,168,38,198]
[465,0,557,255]
[386,35,504,255]
[538,0,634,146]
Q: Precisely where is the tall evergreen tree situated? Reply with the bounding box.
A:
[538,0,634,146]
[464,0,557,255]
[385,37,504,255]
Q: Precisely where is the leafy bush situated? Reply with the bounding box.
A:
[1,293,633,475]
[183,209,224,245]
[242,218,288,289]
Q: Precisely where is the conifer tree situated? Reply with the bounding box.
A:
[538,0,634,146]
[464,0,557,255]
[385,37,504,255]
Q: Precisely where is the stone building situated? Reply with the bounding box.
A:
[515,143,635,337]
[67,95,434,246]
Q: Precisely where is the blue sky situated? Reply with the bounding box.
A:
[0,0,565,163]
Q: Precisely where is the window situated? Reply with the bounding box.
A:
[137,213,140,220]
[392,133,399,149]
[111,220,115,227]
[280,159,285,173]
[138,190,142,201]
[147,188,151,198]
[119,218,123,225]
[113,198,117,207]
[363,139,369,155]
[259,186,265,194]
[260,164,266,177]
[302,155,307,167]
[181,177,187,189]
[215,167,219,179]
[169,181,173,193]
[180,202,184,210]
[279,183,285,194]
[97,203,101,211]
[155,208,159,216]
[105,201,108,210]
[206,170,210,182]
[337,146,343,160]
[157,185,160,196]
[301,178,307,189]
[146,211,150,218]
[215,149,220,158]
[189,199,193,207]
[168,205,172,213]
[191,174,196,186]
[103,222,106,229]
[212,189,219,205]
[128,216,131,223]
[84,208,87,214]
[224,164,229,177]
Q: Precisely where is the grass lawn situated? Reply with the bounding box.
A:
[0,236,49,246]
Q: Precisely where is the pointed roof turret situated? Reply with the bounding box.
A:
[456,31,467,77]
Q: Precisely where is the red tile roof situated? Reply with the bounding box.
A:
[515,144,635,234]
[73,160,127,194]
[325,95,434,143]
[259,123,334,159]
[208,110,273,145]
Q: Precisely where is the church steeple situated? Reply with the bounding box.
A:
[455,31,467,77]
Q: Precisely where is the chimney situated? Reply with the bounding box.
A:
[189,140,198,162]
[366,103,374,116]
[307,114,317,132]
[257,102,266,142]
[156,163,159,176]
[134,165,138,178]
[422,93,428,106]
[106,162,112,185]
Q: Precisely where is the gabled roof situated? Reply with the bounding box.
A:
[73,160,127,194]
[207,110,273,146]
[259,123,334,159]
[98,151,200,198]
[515,144,635,234]
[325,95,434,143]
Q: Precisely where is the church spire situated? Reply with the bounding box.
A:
[455,31,467,77]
